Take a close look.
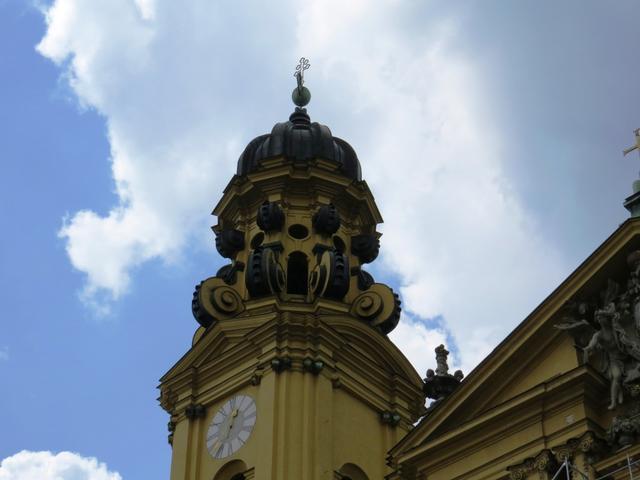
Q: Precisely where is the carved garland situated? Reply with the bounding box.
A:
[507,432,606,480]
[508,450,557,480]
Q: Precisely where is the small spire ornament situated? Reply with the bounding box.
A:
[623,128,640,158]
[623,129,640,217]
[292,57,311,107]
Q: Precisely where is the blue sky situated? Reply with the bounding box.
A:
[1,0,640,478]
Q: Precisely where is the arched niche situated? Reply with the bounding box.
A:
[337,463,369,480]
[213,459,248,480]
[287,251,308,295]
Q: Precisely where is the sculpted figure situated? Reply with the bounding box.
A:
[434,344,450,376]
[557,295,640,411]
[583,304,627,410]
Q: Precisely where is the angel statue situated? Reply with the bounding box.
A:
[557,300,640,410]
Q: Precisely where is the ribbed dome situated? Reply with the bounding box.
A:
[237,108,362,181]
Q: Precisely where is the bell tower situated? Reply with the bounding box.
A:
[159,59,425,480]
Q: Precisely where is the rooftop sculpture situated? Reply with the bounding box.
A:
[423,344,464,404]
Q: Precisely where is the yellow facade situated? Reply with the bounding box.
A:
[159,96,640,479]
[389,219,640,479]
[159,106,424,480]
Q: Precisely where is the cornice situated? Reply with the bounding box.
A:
[159,310,424,424]
[213,160,382,226]
[395,366,603,467]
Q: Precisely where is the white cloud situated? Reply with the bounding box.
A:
[0,451,121,480]
[37,0,294,310]
[37,0,566,369]
[0,346,8,361]
[295,0,567,371]
[389,315,451,378]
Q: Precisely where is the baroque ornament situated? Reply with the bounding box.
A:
[556,250,640,410]
[215,229,245,258]
[312,203,341,235]
[256,201,285,232]
[350,284,401,334]
[423,344,463,404]
[607,405,640,447]
[192,277,245,328]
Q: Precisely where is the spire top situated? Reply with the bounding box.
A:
[292,57,311,107]
[623,129,640,217]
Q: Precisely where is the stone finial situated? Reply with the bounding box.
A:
[423,344,464,403]
[435,344,450,376]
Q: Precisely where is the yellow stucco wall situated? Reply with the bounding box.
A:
[168,365,413,480]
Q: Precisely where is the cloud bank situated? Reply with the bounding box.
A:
[0,451,121,480]
[38,0,565,371]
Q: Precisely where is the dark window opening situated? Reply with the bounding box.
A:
[287,251,308,295]
[288,224,309,239]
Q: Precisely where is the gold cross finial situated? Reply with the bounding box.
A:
[623,128,640,157]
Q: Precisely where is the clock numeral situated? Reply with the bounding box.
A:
[212,412,225,424]
[215,444,224,459]
[239,395,251,410]
[231,438,242,452]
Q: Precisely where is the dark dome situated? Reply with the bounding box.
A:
[237,108,362,181]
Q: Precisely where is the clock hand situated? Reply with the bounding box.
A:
[220,409,239,442]
[227,409,239,434]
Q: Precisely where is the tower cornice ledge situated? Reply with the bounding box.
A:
[213,163,382,227]
[159,310,424,425]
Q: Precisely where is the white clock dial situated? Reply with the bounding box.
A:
[206,394,257,459]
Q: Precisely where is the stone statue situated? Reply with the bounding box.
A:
[435,344,450,376]
[583,303,629,409]
[556,252,640,411]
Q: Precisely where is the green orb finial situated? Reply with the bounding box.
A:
[292,57,311,107]
[292,86,311,107]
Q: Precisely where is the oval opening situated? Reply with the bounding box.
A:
[288,224,309,240]
[332,235,346,253]
[250,232,264,249]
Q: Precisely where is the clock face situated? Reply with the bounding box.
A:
[206,394,257,459]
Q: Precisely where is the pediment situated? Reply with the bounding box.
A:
[159,311,276,384]
[390,217,640,460]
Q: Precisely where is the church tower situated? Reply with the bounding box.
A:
[159,60,425,480]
